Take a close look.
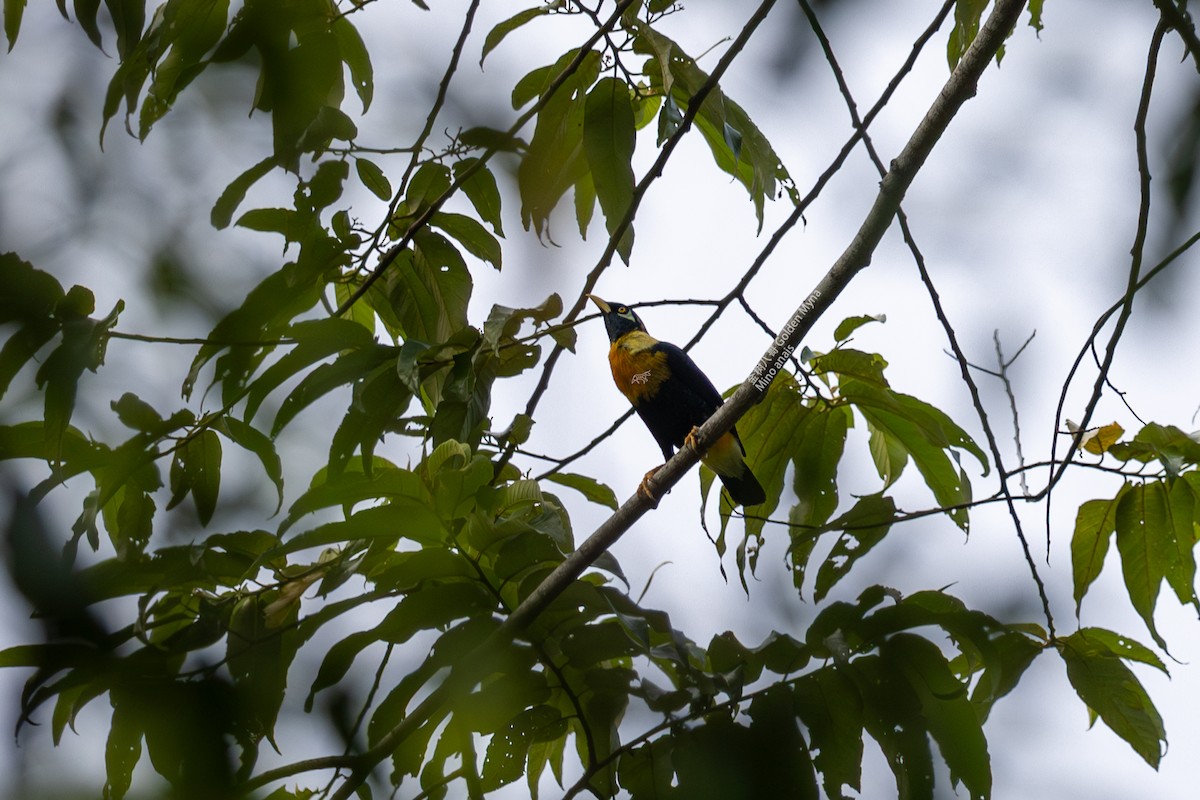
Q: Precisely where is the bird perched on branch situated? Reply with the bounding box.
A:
[587,295,766,507]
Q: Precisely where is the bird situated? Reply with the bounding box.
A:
[587,295,766,507]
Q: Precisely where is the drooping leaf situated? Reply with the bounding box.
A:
[356,157,392,201]
[793,667,864,800]
[4,0,26,51]
[1114,481,1172,651]
[271,344,396,437]
[1060,628,1167,768]
[882,634,991,799]
[454,158,505,236]
[180,429,222,526]
[848,652,935,800]
[517,49,602,241]
[1072,487,1128,615]
[480,5,549,66]
[543,472,618,510]
[333,13,373,111]
[243,317,375,424]
[211,156,277,229]
[211,416,284,513]
[583,77,637,263]
[35,297,123,465]
[631,22,797,231]
[103,693,144,800]
[813,494,896,603]
[432,211,502,270]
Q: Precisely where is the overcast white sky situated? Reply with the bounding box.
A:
[3,1,1200,798]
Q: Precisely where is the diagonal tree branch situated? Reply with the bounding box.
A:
[318,2,1027,797]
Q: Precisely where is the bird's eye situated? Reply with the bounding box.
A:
[618,306,627,313]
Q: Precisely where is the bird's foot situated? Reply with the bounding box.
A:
[684,426,705,453]
[638,466,664,507]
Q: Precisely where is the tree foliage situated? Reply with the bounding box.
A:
[2,1,1199,798]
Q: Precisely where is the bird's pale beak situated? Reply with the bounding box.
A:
[586,294,611,313]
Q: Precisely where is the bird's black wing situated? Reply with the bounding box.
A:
[632,341,726,457]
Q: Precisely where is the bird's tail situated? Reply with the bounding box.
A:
[718,469,766,507]
[703,431,767,507]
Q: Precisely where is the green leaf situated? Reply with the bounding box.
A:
[968,629,1045,723]
[833,314,887,342]
[1114,481,1171,651]
[211,416,284,513]
[1074,626,1168,675]
[211,157,278,229]
[1108,423,1200,474]
[356,157,392,201]
[481,5,549,65]
[789,394,850,530]
[272,344,395,437]
[110,392,165,433]
[4,0,26,51]
[76,0,104,50]
[236,207,299,238]
[481,705,562,790]
[849,653,935,799]
[432,211,502,270]
[104,695,143,800]
[306,159,349,211]
[948,0,989,69]
[1165,476,1199,609]
[1060,628,1166,768]
[573,170,596,238]
[244,317,375,423]
[794,667,864,799]
[517,49,602,240]
[632,22,797,231]
[1072,488,1127,615]
[454,158,504,236]
[333,14,373,110]
[279,463,424,535]
[384,231,472,342]
[308,582,494,706]
[883,633,990,799]
[181,429,222,525]
[814,494,896,602]
[106,0,144,59]
[35,298,123,465]
[543,472,618,510]
[583,77,637,264]
[482,293,562,353]
[845,380,985,532]
[227,593,303,745]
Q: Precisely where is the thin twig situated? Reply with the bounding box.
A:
[1042,21,1168,557]
[993,329,1035,495]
